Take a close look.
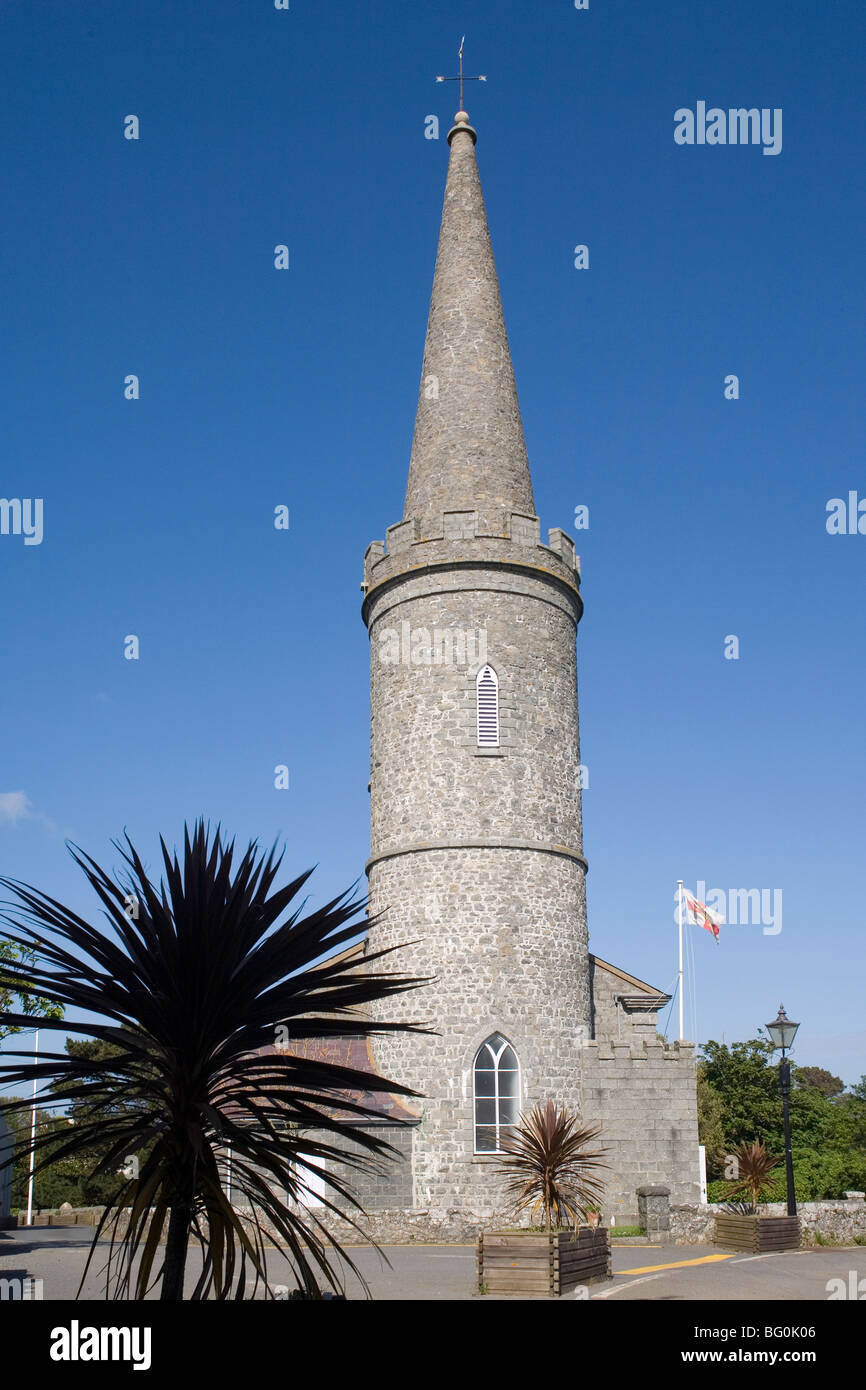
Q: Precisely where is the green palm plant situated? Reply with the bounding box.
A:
[0,821,427,1300]
[723,1140,781,1213]
[493,1100,608,1232]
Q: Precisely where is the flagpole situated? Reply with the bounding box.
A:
[677,880,684,1042]
[26,1028,39,1227]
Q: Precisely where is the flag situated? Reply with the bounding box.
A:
[682,888,721,941]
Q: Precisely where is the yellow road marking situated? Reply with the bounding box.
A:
[617,1253,736,1275]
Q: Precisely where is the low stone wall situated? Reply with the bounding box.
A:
[20,1198,866,1248]
[12,1203,551,1248]
[311,1206,513,1246]
[318,1199,866,1248]
[672,1200,866,1246]
[14,1207,104,1228]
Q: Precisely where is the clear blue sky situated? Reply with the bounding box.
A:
[1,1,864,1085]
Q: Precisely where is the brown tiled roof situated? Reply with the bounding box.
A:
[234,1035,421,1126]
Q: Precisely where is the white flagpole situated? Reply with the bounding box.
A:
[677,880,684,1042]
[26,1029,39,1227]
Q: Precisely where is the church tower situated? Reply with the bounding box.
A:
[361,109,591,1215]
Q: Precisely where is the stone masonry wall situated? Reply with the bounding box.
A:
[364,847,589,1216]
[589,957,664,1041]
[580,1038,700,1222]
[365,556,584,854]
[363,525,589,1218]
[672,1200,866,1247]
[318,1126,415,1214]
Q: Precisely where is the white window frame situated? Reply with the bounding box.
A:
[288,1153,327,1208]
[473,1033,521,1154]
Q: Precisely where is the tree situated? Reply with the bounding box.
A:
[3,1099,78,1210]
[795,1066,845,1098]
[701,1038,866,1201]
[696,1064,725,1176]
[0,939,64,1040]
[0,821,426,1299]
[834,1092,866,1152]
[4,1068,137,1212]
[50,1039,157,1207]
[699,1039,780,1151]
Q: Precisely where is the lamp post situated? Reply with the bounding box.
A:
[765,1004,800,1217]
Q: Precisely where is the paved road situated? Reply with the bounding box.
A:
[3,1228,865,1301]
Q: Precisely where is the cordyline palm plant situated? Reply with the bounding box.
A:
[493,1100,608,1232]
[724,1140,781,1213]
[0,821,428,1300]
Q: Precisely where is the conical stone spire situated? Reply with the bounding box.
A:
[402,111,536,532]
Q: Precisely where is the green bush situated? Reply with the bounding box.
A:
[709,1150,866,1205]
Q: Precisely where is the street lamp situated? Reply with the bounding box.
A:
[765,1004,800,1217]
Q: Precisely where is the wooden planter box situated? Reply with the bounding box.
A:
[477,1228,611,1297]
[714,1213,801,1253]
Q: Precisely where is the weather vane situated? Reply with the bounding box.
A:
[435,36,486,112]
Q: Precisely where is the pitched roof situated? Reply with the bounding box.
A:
[590,953,671,1003]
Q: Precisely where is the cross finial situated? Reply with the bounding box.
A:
[435,36,486,114]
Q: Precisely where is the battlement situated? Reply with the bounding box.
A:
[362,510,580,594]
[584,1037,696,1065]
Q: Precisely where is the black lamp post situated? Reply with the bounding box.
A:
[765,1004,800,1217]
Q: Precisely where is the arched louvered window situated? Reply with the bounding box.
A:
[473,1033,520,1153]
[476,664,499,747]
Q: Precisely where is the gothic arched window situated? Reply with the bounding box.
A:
[476,664,499,747]
[473,1033,520,1153]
